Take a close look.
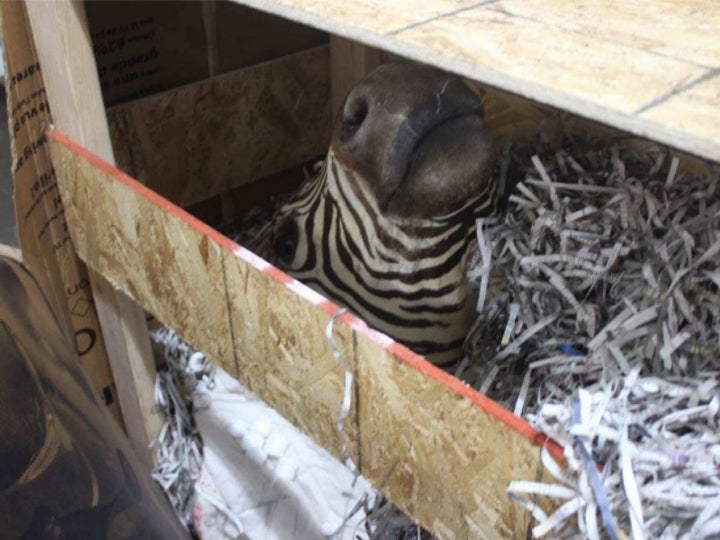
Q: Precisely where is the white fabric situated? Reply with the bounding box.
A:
[191,367,374,540]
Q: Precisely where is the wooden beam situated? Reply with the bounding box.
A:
[49,130,562,539]
[25,0,160,471]
[0,0,126,425]
[106,46,332,207]
[230,0,720,163]
[330,36,382,118]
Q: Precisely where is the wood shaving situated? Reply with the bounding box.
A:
[465,130,720,538]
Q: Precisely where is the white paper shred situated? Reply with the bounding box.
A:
[465,130,720,539]
[151,327,211,527]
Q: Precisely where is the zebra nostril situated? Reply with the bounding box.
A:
[343,97,368,130]
[274,221,298,265]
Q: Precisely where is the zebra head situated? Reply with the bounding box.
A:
[267,62,500,365]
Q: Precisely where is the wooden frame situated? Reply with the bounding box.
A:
[5,0,718,538]
[20,0,160,472]
[231,0,720,163]
[49,129,561,539]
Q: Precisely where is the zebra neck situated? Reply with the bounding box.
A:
[321,152,481,254]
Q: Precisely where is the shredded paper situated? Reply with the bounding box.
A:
[153,125,720,539]
[151,327,213,530]
[464,129,720,539]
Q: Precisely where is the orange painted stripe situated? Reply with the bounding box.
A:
[48,128,564,461]
[386,341,562,453]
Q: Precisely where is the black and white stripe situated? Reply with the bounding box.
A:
[272,149,500,365]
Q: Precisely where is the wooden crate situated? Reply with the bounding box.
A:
[6,1,719,538]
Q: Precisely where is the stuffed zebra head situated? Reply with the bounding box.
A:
[268,62,500,365]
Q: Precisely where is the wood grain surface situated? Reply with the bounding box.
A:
[231,0,720,162]
[49,130,562,539]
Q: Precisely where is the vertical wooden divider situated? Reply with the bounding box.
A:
[24,0,160,471]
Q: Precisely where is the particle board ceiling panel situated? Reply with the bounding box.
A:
[639,75,720,150]
[233,0,720,162]
[496,0,720,68]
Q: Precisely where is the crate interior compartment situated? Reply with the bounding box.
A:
[106,45,332,226]
[86,1,328,107]
[56,10,563,539]
[49,127,562,540]
[86,0,331,226]
[46,2,719,538]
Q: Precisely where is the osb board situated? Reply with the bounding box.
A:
[223,253,358,449]
[48,130,357,463]
[232,0,720,163]
[106,46,331,207]
[356,334,541,539]
[48,130,562,539]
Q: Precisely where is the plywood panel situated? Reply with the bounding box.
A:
[397,8,701,115]
[232,0,720,162]
[223,253,358,459]
[496,0,720,68]
[49,130,562,539]
[252,0,481,34]
[639,74,720,152]
[356,335,541,539]
[107,46,332,207]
